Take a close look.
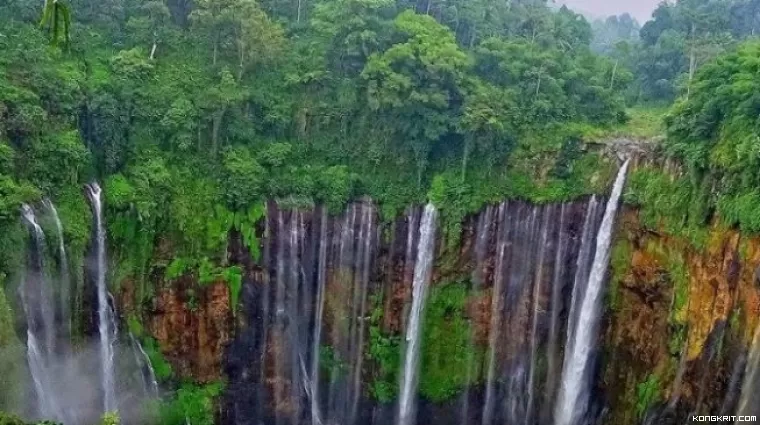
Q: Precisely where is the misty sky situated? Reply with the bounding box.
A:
[558,0,662,23]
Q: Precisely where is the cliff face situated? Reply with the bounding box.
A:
[121,276,233,383]
[134,200,760,424]
[602,208,760,423]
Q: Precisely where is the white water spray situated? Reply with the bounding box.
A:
[310,209,328,425]
[397,204,437,425]
[554,160,630,425]
[736,322,760,419]
[43,199,71,351]
[85,183,118,413]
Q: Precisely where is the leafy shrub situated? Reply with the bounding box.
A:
[156,382,223,425]
[222,147,265,211]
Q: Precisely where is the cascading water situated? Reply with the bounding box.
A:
[239,202,378,425]
[130,332,160,397]
[20,204,64,421]
[736,323,760,418]
[397,203,437,425]
[481,203,508,425]
[225,172,638,425]
[85,182,118,413]
[43,199,71,353]
[460,205,493,425]
[310,209,328,425]
[15,193,156,424]
[554,159,631,425]
[325,203,375,425]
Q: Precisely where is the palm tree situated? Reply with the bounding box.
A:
[39,0,71,47]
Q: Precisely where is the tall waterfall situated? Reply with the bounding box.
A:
[85,182,118,413]
[20,205,64,421]
[397,204,437,425]
[310,209,328,425]
[43,199,71,354]
[222,173,637,425]
[736,323,760,418]
[554,160,631,425]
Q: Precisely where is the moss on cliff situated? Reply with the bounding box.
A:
[420,281,483,402]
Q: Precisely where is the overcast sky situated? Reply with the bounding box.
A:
[557,0,663,23]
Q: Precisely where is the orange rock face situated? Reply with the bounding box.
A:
[603,208,760,423]
[145,278,232,382]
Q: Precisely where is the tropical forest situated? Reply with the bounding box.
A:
[2,0,760,423]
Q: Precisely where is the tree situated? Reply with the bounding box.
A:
[190,0,241,66]
[191,0,284,74]
[234,0,285,80]
[458,81,515,180]
[311,0,395,76]
[362,10,470,186]
[125,1,173,59]
[202,68,245,156]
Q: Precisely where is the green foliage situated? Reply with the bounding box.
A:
[233,203,265,262]
[222,147,266,211]
[623,166,708,248]
[369,325,401,403]
[661,41,760,237]
[667,250,689,325]
[368,294,401,403]
[143,337,173,381]
[608,238,632,312]
[419,281,481,402]
[167,257,244,314]
[0,288,24,411]
[635,374,660,419]
[156,382,223,425]
[100,412,119,425]
[0,412,26,425]
[319,345,348,382]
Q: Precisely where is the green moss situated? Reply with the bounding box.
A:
[635,374,660,419]
[368,325,401,403]
[419,281,482,402]
[666,250,689,326]
[0,288,24,410]
[142,337,173,381]
[624,166,709,249]
[368,293,401,403]
[319,345,348,383]
[608,238,632,311]
[153,382,223,425]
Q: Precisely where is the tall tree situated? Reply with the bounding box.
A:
[362,10,470,186]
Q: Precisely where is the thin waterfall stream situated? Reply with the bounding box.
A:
[397,204,437,425]
[555,160,631,425]
[85,182,118,413]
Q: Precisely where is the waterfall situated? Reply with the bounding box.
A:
[397,203,437,425]
[554,160,631,425]
[43,199,71,352]
[130,332,159,397]
[460,205,492,425]
[20,204,63,421]
[310,209,328,425]
[85,182,118,413]
[736,323,760,418]
[525,206,552,425]
[481,202,507,425]
[545,203,569,410]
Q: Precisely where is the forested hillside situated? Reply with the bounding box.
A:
[4,0,760,424]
